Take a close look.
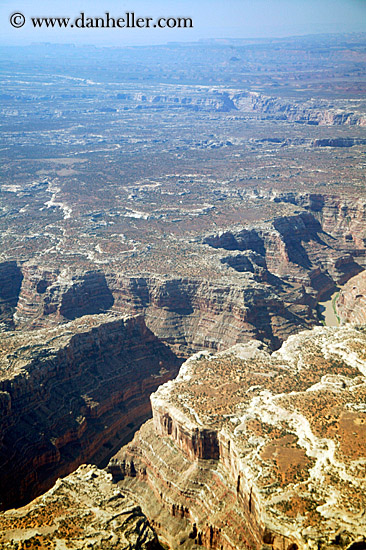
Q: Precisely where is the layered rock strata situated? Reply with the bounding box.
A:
[114,89,366,126]
[12,264,316,353]
[0,314,181,510]
[0,261,23,330]
[260,192,366,260]
[111,326,366,550]
[202,210,363,293]
[13,266,114,328]
[336,270,366,324]
[0,464,161,550]
[6,205,364,356]
[231,91,366,126]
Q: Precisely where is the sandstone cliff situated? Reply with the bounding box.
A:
[111,326,366,550]
[0,261,23,330]
[231,91,366,126]
[202,210,363,289]
[9,263,314,354]
[115,89,366,126]
[336,270,366,324]
[0,464,161,549]
[0,314,181,510]
[262,192,366,260]
[7,203,364,357]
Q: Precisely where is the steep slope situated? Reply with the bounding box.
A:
[0,314,181,510]
[0,464,161,550]
[336,270,366,324]
[5,203,364,356]
[111,326,366,550]
[12,266,316,353]
[0,261,23,330]
[231,91,366,126]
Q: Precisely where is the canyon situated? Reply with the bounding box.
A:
[2,193,366,357]
[0,464,161,549]
[0,188,365,548]
[0,35,365,550]
[110,325,366,550]
[0,314,181,510]
[337,271,366,325]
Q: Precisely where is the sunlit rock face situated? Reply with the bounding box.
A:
[337,270,366,325]
[0,313,181,510]
[9,262,315,354]
[231,91,366,126]
[0,464,161,550]
[110,326,366,550]
[7,200,365,358]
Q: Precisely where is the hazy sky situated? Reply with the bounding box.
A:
[1,0,365,46]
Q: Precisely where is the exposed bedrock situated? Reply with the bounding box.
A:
[13,264,317,353]
[114,275,318,353]
[203,210,363,286]
[336,270,366,324]
[267,192,366,258]
[312,137,366,147]
[117,89,237,112]
[5,204,365,355]
[110,327,366,550]
[0,464,162,550]
[118,89,366,126]
[0,314,181,510]
[230,91,366,126]
[14,266,114,328]
[0,261,23,330]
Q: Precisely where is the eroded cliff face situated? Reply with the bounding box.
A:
[0,464,161,550]
[0,314,181,510]
[114,89,366,126]
[11,265,315,354]
[264,193,366,260]
[110,326,366,550]
[202,210,363,292]
[0,261,23,330]
[336,270,366,324]
[4,200,364,357]
[13,266,115,328]
[231,91,366,126]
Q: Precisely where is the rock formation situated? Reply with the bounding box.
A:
[202,210,363,291]
[4,201,364,358]
[0,314,181,510]
[114,89,366,126]
[336,270,366,324]
[1,35,366,549]
[10,264,315,354]
[14,266,114,328]
[0,463,161,550]
[110,326,366,550]
[264,193,366,258]
[231,91,366,126]
[0,261,23,330]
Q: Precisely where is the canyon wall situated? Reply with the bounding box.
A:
[267,193,366,259]
[202,210,363,290]
[112,89,366,126]
[0,464,161,550]
[110,327,366,550]
[231,91,366,126]
[11,265,316,353]
[0,261,23,330]
[4,202,364,358]
[336,270,366,324]
[0,313,181,510]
